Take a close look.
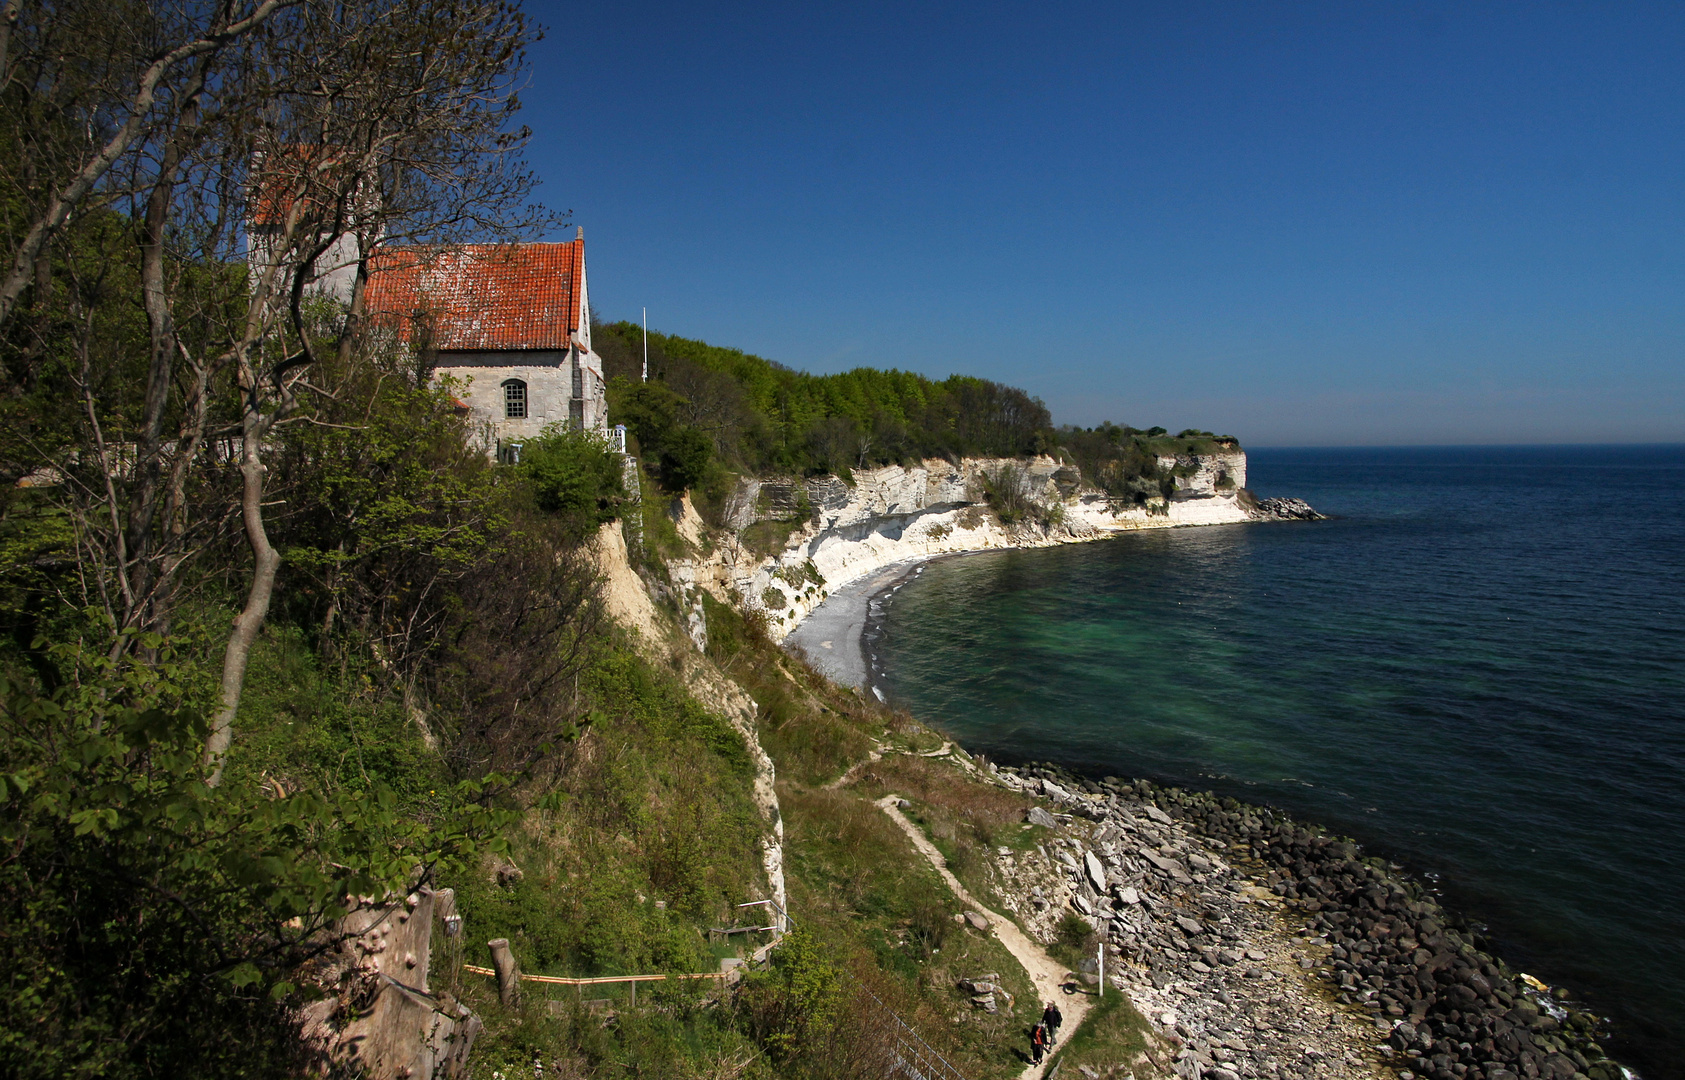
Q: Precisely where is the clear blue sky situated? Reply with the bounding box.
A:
[521,1,1684,445]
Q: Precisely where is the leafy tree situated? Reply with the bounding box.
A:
[0,656,512,1079]
[738,928,844,1063]
[598,323,1058,479]
[609,378,716,494]
[655,426,714,494]
[1,0,555,784]
[516,426,625,540]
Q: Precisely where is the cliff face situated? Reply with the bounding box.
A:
[707,451,1255,641]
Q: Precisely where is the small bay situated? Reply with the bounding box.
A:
[872,445,1685,1077]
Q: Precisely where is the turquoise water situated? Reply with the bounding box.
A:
[872,445,1685,1076]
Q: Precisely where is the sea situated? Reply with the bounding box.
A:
[868,445,1685,1078]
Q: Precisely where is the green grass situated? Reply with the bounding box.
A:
[452,643,767,982]
[739,516,805,559]
[780,785,1040,1079]
[461,985,764,1080]
[700,591,881,787]
[854,752,1033,920]
[222,622,444,801]
[1044,989,1162,1080]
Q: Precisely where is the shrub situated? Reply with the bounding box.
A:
[657,426,713,493]
[516,427,625,540]
[738,928,843,1062]
[0,664,509,1080]
[980,465,1033,525]
[908,896,952,959]
[1054,912,1091,952]
[607,379,714,494]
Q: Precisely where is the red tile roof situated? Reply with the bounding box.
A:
[248,145,358,229]
[363,239,585,351]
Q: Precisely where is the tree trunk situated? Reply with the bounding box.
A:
[127,61,209,644]
[204,406,281,785]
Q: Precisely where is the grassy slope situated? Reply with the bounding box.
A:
[230,490,1164,1077]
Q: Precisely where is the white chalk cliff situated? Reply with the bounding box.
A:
[708,450,1261,641]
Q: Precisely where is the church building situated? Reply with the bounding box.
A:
[245,150,609,458]
[363,231,609,457]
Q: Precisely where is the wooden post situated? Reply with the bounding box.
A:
[488,939,521,1007]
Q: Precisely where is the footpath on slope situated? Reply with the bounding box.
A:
[876,794,1093,1080]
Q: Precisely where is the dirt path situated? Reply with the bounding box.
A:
[823,746,883,790]
[876,795,1092,1080]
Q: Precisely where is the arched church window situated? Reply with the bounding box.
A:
[502,379,527,419]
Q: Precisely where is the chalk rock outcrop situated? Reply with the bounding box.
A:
[720,452,1260,640]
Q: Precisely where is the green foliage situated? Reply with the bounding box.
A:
[698,592,879,787]
[514,426,625,540]
[1044,989,1157,1079]
[454,642,763,981]
[740,516,804,559]
[596,324,1241,524]
[597,324,1054,478]
[609,379,717,494]
[779,784,1040,1078]
[466,989,760,1080]
[640,467,691,550]
[738,928,844,1062]
[0,658,512,1080]
[1057,421,1188,508]
[980,464,1033,525]
[1050,911,1102,972]
[659,426,715,494]
[1055,911,1092,952]
[272,361,508,647]
[219,624,444,802]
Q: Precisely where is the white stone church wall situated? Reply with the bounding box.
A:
[434,348,609,448]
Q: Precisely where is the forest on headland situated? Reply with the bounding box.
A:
[0,3,1225,1078]
[593,319,1238,518]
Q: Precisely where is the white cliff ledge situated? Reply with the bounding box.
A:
[710,449,1299,644]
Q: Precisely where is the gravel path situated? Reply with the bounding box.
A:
[876,794,1093,1080]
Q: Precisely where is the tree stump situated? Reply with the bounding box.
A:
[487,938,521,1007]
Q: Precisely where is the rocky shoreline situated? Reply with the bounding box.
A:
[969,760,1630,1080]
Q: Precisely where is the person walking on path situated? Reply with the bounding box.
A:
[1030,1021,1049,1064]
[1041,1001,1063,1045]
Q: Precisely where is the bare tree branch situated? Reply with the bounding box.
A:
[0,0,294,327]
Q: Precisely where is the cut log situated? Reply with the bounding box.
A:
[488,938,521,1007]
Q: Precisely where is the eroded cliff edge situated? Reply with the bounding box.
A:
[704,449,1310,643]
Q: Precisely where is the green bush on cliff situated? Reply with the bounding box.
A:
[0,658,512,1080]
[515,427,626,540]
[737,928,844,1062]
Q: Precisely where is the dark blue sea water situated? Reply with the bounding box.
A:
[872,445,1685,1077]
